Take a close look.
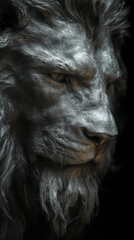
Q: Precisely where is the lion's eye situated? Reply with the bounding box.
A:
[49,73,67,84]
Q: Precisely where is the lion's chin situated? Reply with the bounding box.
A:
[31,150,111,237]
[36,161,99,237]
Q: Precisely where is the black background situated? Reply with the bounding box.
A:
[84,1,134,239]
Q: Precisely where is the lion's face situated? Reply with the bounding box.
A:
[0,0,128,238]
[10,2,119,166]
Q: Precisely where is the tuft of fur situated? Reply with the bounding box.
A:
[39,165,99,236]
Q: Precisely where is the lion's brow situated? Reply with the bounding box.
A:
[28,0,128,34]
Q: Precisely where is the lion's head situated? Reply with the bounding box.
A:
[0,0,128,239]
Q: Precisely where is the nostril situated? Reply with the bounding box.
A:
[88,135,102,145]
[82,128,102,145]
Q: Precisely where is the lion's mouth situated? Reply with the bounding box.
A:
[33,151,104,173]
[31,134,116,170]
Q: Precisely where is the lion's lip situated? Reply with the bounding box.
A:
[63,154,95,166]
[63,150,106,167]
[34,135,113,167]
[62,161,95,169]
[51,148,96,166]
[34,145,107,168]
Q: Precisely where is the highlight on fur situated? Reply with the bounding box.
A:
[0,0,129,239]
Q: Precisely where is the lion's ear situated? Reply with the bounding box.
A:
[0,1,19,31]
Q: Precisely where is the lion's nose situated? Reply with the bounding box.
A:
[82,127,115,146]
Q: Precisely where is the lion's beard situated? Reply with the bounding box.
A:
[38,164,99,237]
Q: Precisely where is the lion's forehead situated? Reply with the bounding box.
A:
[14,19,96,75]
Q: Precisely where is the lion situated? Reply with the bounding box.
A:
[0,0,128,239]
